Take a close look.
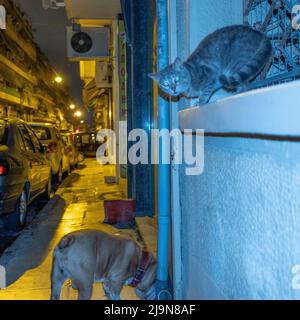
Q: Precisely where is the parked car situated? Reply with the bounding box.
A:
[60,131,79,169]
[74,132,102,159]
[29,123,70,183]
[0,119,51,229]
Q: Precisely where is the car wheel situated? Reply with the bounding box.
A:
[16,189,28,229]
[78,152,85,163]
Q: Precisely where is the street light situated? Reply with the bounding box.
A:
[54,76,63,84]
[69,104,76,110]
[80,120,85,124]
[74,111,82,118]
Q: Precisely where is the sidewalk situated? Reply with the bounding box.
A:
[0,160,140,300]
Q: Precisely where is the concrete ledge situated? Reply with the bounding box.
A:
[179,80,300,137]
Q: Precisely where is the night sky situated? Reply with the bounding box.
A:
[14,0,84,108]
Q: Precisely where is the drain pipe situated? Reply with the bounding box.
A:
[156,0,172,300]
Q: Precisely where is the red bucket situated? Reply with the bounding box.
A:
[104,199,136,224]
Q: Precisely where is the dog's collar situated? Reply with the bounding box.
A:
[130,251,151,288]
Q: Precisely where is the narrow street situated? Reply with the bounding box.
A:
[0,159,149,300]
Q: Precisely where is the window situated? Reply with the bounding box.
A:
[75,135,81,147]
[30,126,51,141]
[26,126,42,153]
[16,129,26,152]
[61,135,69,145]
[244,0,300,87]
[0,120,7,145]
[82,134,89,144]
[53,128,61,141]
[18,125,35,153]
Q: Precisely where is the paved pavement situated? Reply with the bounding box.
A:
[0,159,141,300]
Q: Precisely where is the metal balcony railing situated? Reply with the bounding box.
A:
[244,0,300,88]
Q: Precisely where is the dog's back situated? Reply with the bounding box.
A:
[51,229,141,300]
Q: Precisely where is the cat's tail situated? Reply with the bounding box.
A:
[219,37,273,89]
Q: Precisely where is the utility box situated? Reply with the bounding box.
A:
[67,27,110,61]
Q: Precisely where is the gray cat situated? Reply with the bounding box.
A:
[149,25,273,104]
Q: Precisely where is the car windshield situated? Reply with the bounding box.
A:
[79,133,97,145]
[31,126,51,141]
[0,120,7,144]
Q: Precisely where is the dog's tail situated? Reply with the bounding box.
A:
[58,234,75,250]
[50,235,75,300]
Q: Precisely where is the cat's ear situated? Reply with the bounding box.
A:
[173,57,183,70]
[148,73,159,81]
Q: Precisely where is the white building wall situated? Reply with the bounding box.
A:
[168,0,300,300]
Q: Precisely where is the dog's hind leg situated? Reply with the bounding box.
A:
[103,280,123,300]
[50,254,67,300]
[72,273,94,300]
[77,284,93,300]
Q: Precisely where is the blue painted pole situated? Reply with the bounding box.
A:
[156,0,172,300]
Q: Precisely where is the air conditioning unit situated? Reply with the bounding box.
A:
[67,27,110,61]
